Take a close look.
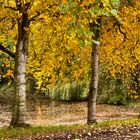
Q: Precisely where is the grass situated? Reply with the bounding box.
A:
[0,124,86,139]
[0,118,140,139]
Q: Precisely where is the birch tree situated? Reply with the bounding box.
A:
[0,0,58,127]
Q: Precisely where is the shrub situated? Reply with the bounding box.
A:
[47,80,89,101]
[97,78,128,105]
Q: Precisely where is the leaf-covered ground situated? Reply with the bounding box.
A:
[0,100,140,127]
[19,123,140,140]
[0,92,140,139]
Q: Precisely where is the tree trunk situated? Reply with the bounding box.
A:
[87,17,101,124]
[137,64,140,95]
[10,12,29,127]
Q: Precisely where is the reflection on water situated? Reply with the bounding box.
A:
[0,97,139,127]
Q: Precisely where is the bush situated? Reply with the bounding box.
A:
[97,78,128,105]
[0,83,14,104]
[47,80,89,101]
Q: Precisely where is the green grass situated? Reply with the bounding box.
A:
[0,118,140,139]
[0,124,87,139]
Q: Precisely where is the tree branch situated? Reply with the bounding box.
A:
[4,6,18,11]
[29,8,48,22]
[29,4,58,22]
[0,17,6,22]
[117,23,127,39]
[113,17,128,40]
[0,44,15,59]
[15,0,22,11]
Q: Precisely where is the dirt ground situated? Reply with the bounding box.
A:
[0,100,139,127]
[0,100,140,139]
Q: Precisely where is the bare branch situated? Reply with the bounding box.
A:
[0,44,15,58]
